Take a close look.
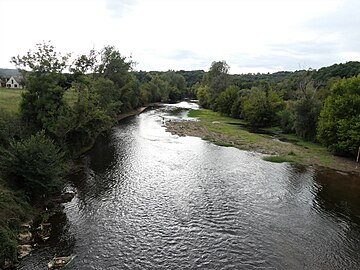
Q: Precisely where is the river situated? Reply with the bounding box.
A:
[19,102,360,269]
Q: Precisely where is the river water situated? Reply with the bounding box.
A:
[19,102,360,269]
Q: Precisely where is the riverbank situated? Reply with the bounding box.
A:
[166,109,360,174]
[0,105,150,269]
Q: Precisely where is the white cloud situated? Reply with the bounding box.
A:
[0,0,358,74]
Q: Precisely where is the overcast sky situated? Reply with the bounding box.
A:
[0,0,359,74]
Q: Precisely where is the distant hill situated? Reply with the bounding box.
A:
[0,68,20,77]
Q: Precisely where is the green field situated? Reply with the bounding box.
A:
[0,87,24,113]
[0,87,77,113]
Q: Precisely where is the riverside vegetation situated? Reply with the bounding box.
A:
[0,42,360,267]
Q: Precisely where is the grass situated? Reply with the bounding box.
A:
[262,155,295,163]
[0,87,24,113]
[0,87,78,114]
[189,109,262,144]
[185,109,350,169]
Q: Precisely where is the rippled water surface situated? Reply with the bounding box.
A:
[19,103,360,269]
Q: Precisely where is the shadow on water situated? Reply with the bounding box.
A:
[314,168,360,222]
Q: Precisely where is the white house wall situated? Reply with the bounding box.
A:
[6,76,23,89]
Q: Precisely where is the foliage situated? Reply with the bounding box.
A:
[291,78,322,140]
[262,155,294,163]
[0,111,26,147]
[11,42,72,136]
[96,46,140,111]
[203,61,230,93]
[242,88,285,127]
[317,76,360,155]
[293,96,322,141]
[229,88,251,119]
[278,101,296,133]
[0,131,64,199]
[312,61,360,88]
[161,71,186,101]
[20,73,70,134]
[216,85,240,115]
[0,227,17,267]
[196,85,211,108]
[11,42,71,74]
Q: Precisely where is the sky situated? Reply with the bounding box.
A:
[0,0,359,74]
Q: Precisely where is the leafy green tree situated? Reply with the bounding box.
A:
[216,85,240,115]
[202,61,230,109]
[196,85,211,108]
[317,76,360,155]
[0,131,64,199]
[293,79,322,141]
[230,88,251,119]
[152,75,170,102]
[203,61,230,94]
[243,88,285,127]
[162,71,186,101]
[278,101,296,133]
[11,42,71,136]
[140,81,161,104]
[97,46,140,111]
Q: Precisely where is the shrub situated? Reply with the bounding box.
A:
[0,131,64,199]
[0,228,17,268]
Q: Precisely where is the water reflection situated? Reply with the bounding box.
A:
[19,102,360,270]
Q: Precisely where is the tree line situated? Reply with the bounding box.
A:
[195,60,360,157]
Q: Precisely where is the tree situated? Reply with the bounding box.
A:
[11,42,71,136]
[196,85,211,108]
[293,78,322,141]
[243,87,285,127]
[317,76,360,155]
[216,85,240,115]
[230,88,251,119]
[97,46,140,111]
[278,101,296,133]
[202,61,230,108]
[161,71,186,102]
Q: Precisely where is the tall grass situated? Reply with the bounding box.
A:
[0,87,23,113]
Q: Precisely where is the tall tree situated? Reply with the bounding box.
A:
[203,60,230,96]
[11,42,71,135]
[293,77,322,141]
[317,76,360,155]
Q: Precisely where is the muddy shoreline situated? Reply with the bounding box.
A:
[166,120,360,175]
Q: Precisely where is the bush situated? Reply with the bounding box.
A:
[278,101,296,133]
[0,131,64,199]
[0,227,17,268]
[293,97,322,141]
[0,111,26,147]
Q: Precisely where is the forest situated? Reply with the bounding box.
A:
[0,42,360,267]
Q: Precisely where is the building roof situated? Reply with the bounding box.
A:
[7,76,23,84]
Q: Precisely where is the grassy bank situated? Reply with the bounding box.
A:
[167,109,359,173]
